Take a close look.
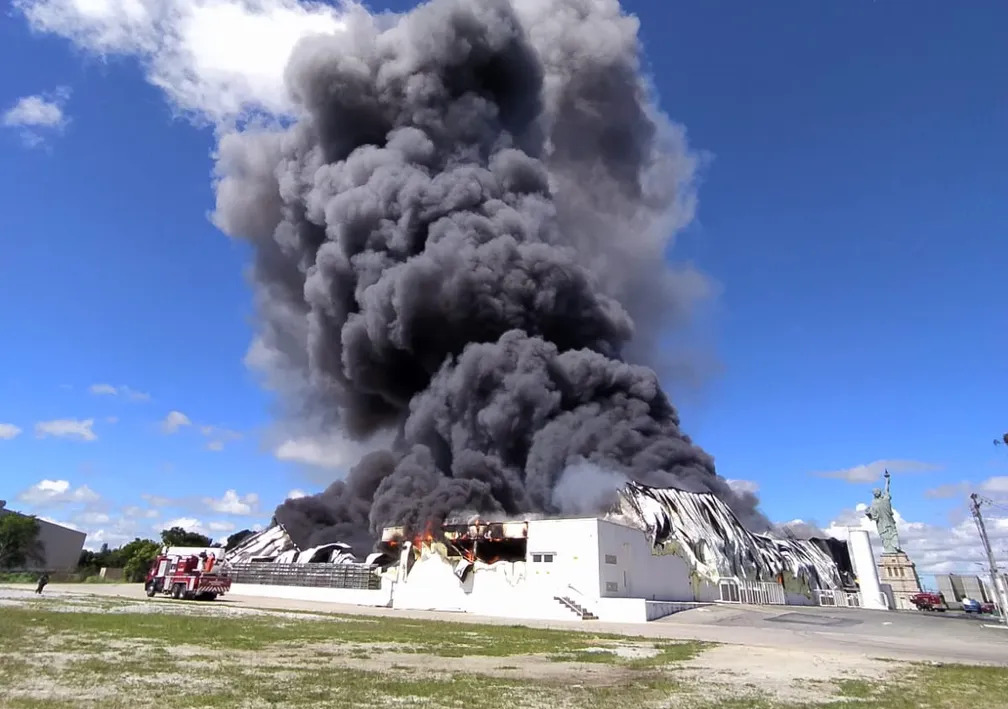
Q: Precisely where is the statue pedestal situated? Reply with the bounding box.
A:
[877,552,922,610]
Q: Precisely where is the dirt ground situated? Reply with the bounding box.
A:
[5,584,989,708]
[27,581,1008,664]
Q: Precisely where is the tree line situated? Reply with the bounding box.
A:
[0,514,257,582]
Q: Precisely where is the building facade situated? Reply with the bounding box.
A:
[226,484,863,624]
[0,500,86,570]
[937,573,1000,608]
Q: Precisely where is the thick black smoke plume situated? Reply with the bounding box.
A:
[212,0,765,550]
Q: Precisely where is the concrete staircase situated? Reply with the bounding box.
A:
[554,595,598,620]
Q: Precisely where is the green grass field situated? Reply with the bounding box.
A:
[0,594,1005,709]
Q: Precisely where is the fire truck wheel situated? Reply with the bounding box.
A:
[171,584,183,600]
[145,583,155,598]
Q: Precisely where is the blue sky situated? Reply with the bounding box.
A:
[1,0,1005,576]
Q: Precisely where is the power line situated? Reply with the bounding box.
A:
[970,493,1008,624]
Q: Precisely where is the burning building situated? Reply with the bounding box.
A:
[224,482,861,622]
[206,0,870,621]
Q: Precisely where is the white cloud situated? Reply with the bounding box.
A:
[983,476,1008,495]
[0,423,23,440]
[3,93,66,127]
[34,418,97,441]
[75,511,111,525]
[17,479,100,507]
[140,496,171,508]
[141,493,172,507]
[156,517,239,544]
[43,499,248,550]
[160,516,207,536]
[208,520,235,533]
[83,528,136,550]
[199,424,242,451]
[274,430,394,475]
[813,459,940,484]
[825,504,1008,576]
[2,87,71,147]
[123,505,159,519]
[925,476,1008,502]
[286,488,307,500]
[161,410,192,434]
[13,0,349,123]
[105,416,119,424]
[89,383,151,401]
[203,489,258,516]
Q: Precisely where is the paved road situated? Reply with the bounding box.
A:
[14,583,1008,666]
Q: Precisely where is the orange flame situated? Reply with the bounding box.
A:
[411,522,436,549]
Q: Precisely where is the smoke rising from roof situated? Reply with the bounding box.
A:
[210,0,765,549]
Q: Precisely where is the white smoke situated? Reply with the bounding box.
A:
[552,460,628,516]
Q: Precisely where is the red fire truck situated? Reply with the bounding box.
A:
[144,549,232,601]
[909,591,947,611]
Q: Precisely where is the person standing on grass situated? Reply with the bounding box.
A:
[35,572,49,594]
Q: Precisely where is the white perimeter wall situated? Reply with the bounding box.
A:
[229,582,393,607]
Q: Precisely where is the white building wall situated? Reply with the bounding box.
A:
[390,518,708,620]
[525,518,601,600]
[391,550,575,621]
[594,519,711,602]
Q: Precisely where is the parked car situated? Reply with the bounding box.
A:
[961,598,991,614]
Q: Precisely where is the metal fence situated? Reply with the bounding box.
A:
[228,562,381,590]
[718,577,787,605]
[817,589,862,608]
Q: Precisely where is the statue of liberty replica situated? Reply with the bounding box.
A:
[865,470,920,609]
[865,470,901,553]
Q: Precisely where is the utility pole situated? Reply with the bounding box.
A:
[970,493,1008,624]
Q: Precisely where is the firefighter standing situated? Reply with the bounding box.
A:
[35,572,49,595]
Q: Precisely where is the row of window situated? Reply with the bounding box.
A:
[529,553,620,564]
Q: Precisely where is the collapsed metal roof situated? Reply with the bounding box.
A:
[607,482,844,591]
[228,484,847,595]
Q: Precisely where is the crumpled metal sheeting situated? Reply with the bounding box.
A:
[610,483,843,591]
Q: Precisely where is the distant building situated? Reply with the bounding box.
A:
[0,500,86,570]
[935,573,992,607]
[979,574,1008,607]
